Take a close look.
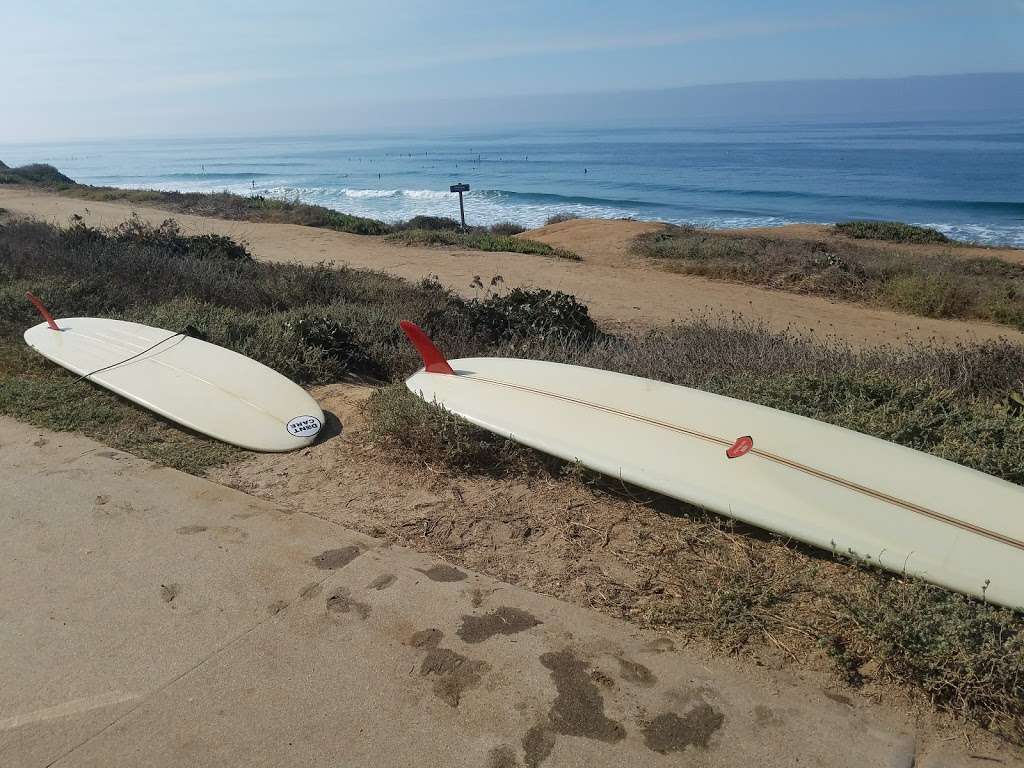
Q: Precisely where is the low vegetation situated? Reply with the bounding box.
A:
[488,220,527,236]
[99,215,252,261]
[633,225,1024,329]
[545,212,580,225]
[385,214,568,256]
[389,214,464,231]
[3,218,1024,738]
[835,220,952,244]
[366,383,542,476]
[0,162,75,185]
[385,227,578,259]
[57,184,391,235]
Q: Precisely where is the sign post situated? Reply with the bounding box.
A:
[449,183,470,229]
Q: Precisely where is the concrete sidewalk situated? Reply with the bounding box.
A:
[0,417,1014,767]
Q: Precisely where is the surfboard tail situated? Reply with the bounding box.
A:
[26,292,59,330]
[399,321,454,375]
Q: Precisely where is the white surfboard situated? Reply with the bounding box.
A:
[24,308,324,452]
[399,322,1024,608]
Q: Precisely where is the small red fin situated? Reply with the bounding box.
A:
[726,435,754,459]
[399,320,454,374]
[26,292,59,330]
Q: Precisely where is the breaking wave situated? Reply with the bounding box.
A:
[107,181,1024,246]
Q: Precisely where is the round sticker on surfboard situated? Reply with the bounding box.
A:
[286,415,322,438]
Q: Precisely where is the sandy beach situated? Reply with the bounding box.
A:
[2,185,1022,347]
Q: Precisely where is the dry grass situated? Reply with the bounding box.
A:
[632,225,1024,329]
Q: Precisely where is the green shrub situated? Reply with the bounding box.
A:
[545,212,579,225]
[366,384,539,475]
[834,571,1024,735]
[386,228,579,259]
[287,314,381,378]
[0,163,75,185]
[454,287,599,346]
[880,274,975,318]
[987,296,1024,328]
[393,215,462,231]
[488,221,526,236]
[835,220,952,244]
[103,216,253,261]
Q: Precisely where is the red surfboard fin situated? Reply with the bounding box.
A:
[26,292,59,330]
[399,320,454,374]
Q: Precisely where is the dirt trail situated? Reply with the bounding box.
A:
[2,186,1022,346]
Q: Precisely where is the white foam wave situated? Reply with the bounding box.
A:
[916,222,1024,248]
[255,185,638,228]
[400,189,452,200]
[337,188,400,199]
[102,178,1024,246]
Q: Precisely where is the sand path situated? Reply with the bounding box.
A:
[2,186,1021,347]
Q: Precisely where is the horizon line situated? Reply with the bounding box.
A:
[3,70,1022,147]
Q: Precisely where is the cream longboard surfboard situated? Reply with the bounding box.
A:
[23,294,323,452]
[399,321,1024,608]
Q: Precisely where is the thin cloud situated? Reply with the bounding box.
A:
[318,8,940,77]
[91,9,924,92]
[149,70,283,92]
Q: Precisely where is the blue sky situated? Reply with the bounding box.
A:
[4,0,1023,141]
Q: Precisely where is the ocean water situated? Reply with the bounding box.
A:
[3,120,1023,246]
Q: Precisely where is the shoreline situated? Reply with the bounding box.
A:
[50,178,1024,249]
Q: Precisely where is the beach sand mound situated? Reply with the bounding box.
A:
[518,218,664,266]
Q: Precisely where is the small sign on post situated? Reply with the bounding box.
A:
[450,183,470,229]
